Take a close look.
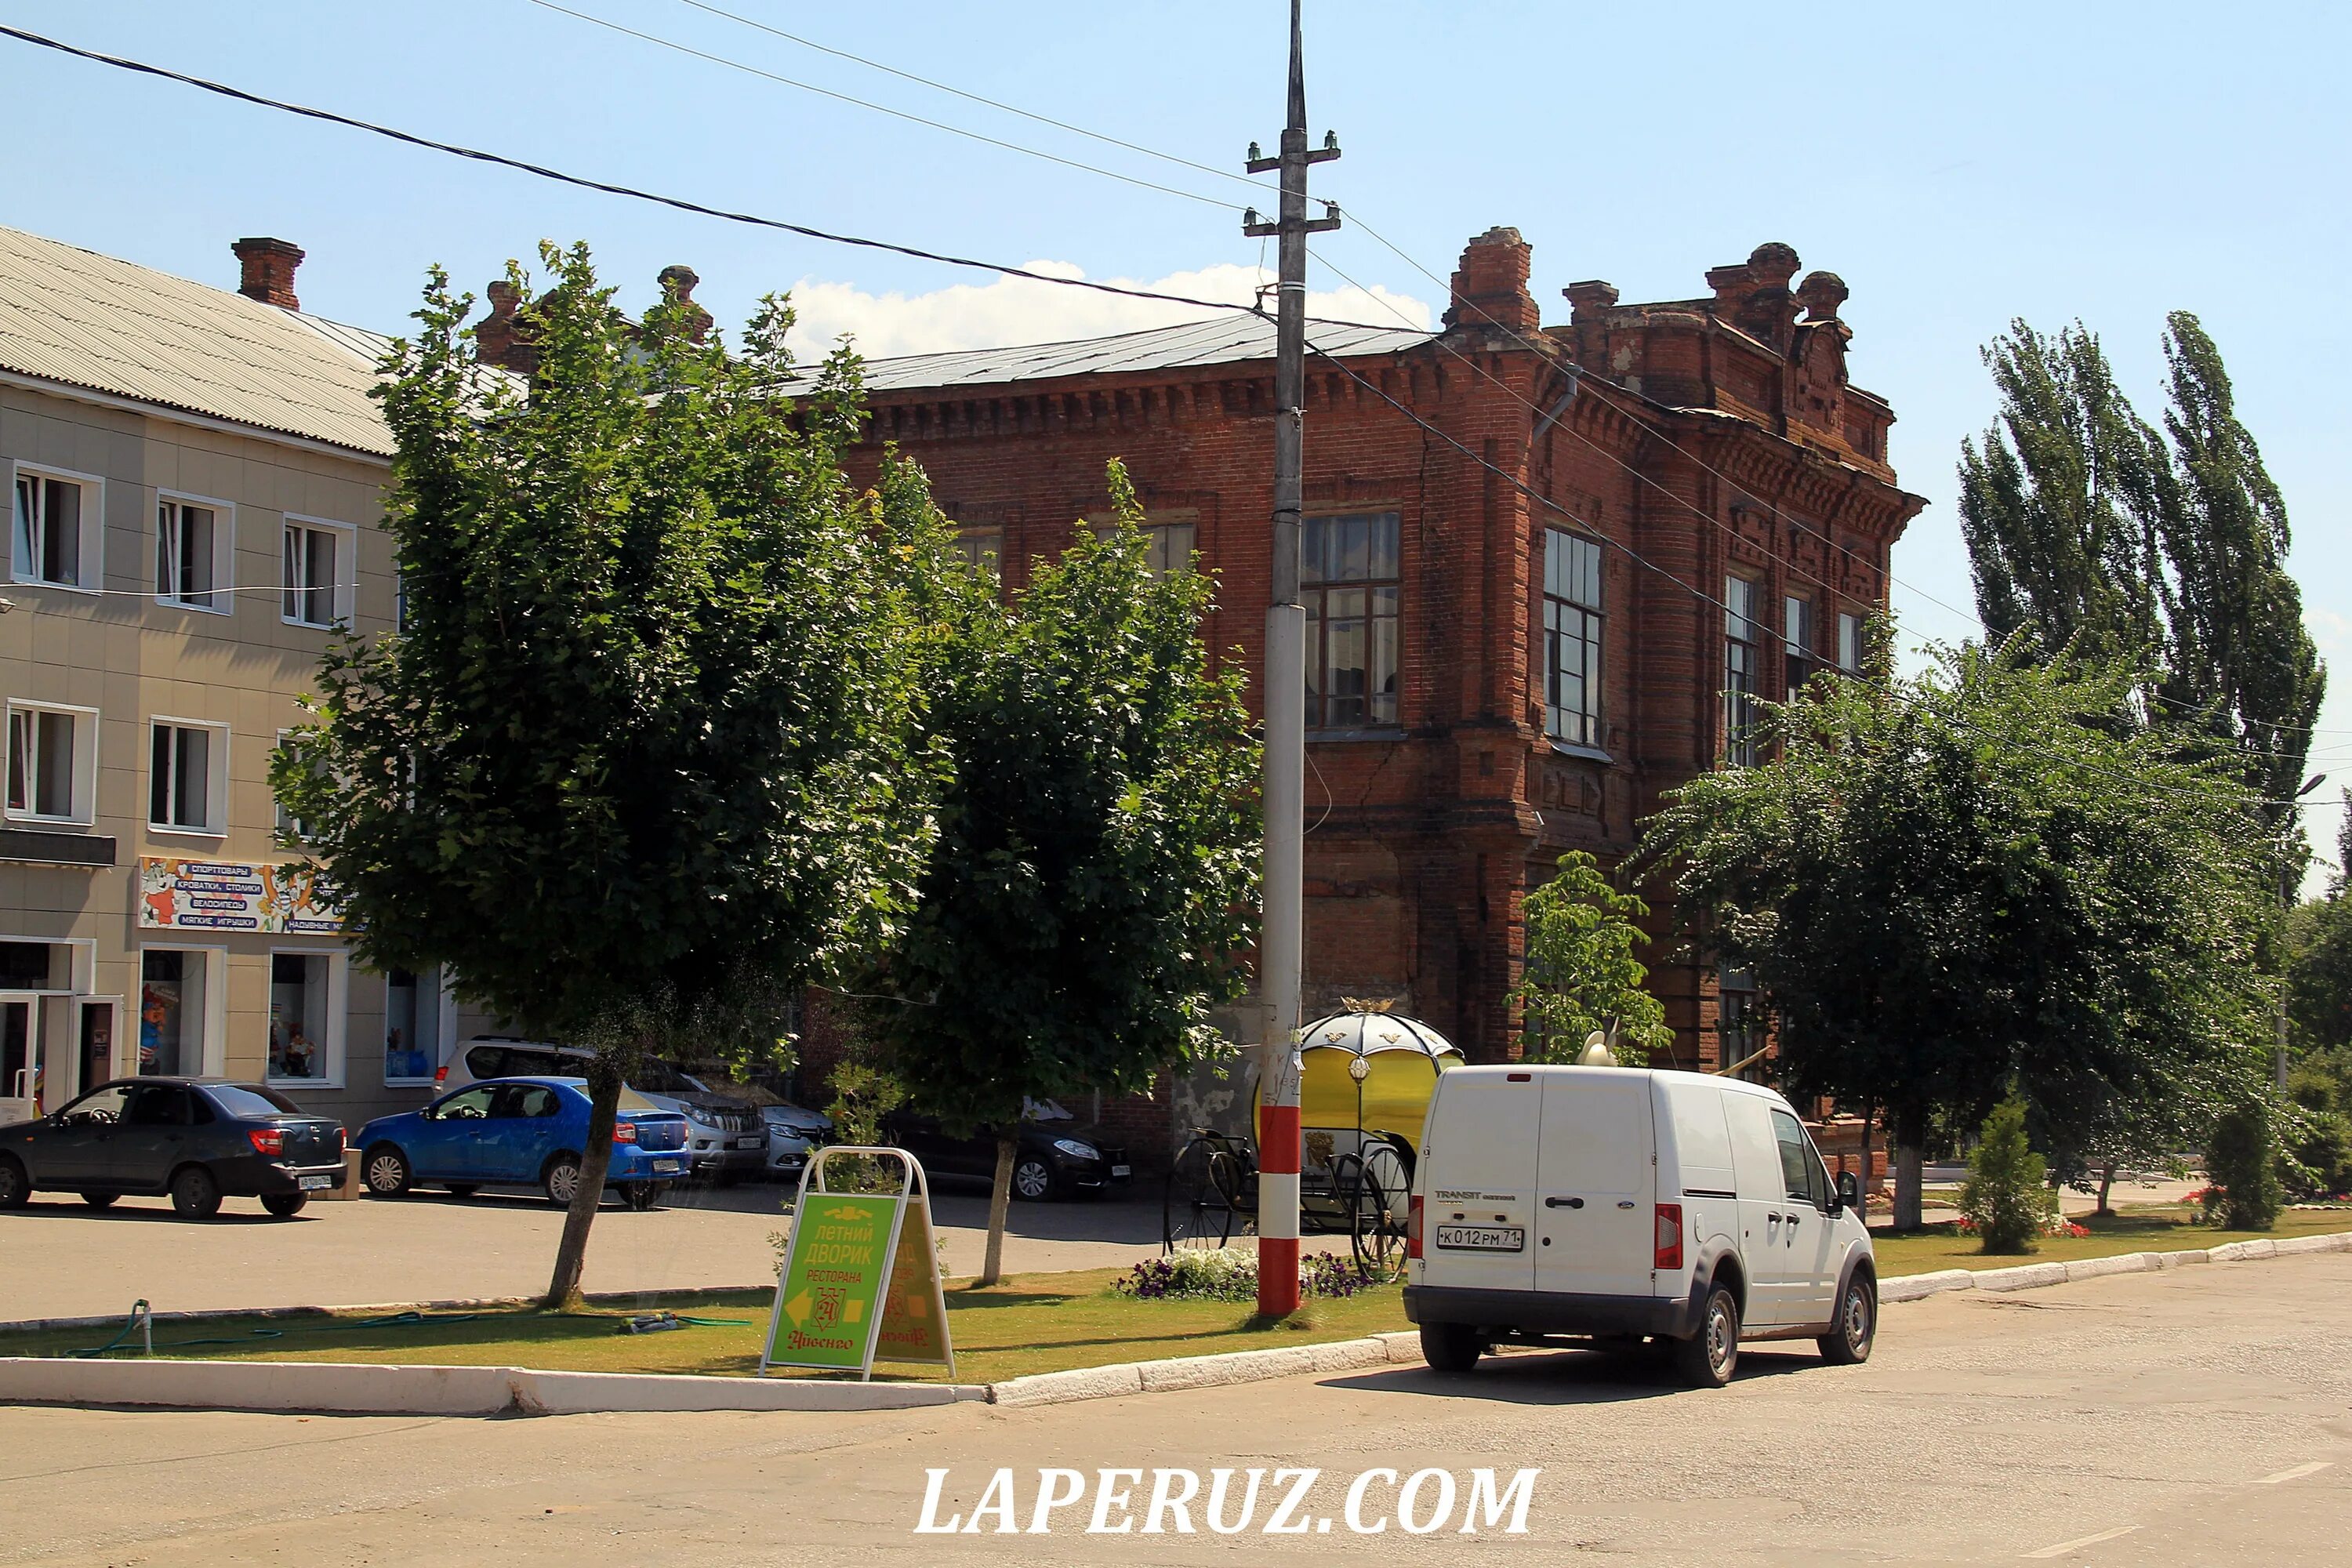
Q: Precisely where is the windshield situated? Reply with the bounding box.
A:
[1023,1097,1073,1122]
[631,1061,693,1094]
[617,1088,662,1113]
[209,1084,303,1117]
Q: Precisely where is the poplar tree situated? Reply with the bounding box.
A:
[1958,313,2325,836]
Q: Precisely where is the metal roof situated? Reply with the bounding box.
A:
[0,223,396,457]
[835,313,1434,395]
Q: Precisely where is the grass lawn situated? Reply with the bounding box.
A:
[10,1210,2343,1383]
[1870,1203,2352,1276]
[0,1268,1412,1384]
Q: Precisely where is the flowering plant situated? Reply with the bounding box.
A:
[1113,1247,1385,1301]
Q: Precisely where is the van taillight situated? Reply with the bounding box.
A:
[1407,1194,1424,1260]
[1654,1203,1684,1271]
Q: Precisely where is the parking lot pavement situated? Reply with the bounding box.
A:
[2,1249,2346,1564]
[0,1178,1181,1323]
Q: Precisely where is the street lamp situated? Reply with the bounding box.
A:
[2279,774,2328,1089]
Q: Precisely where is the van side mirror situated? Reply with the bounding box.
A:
[1835,1170,1861,1213]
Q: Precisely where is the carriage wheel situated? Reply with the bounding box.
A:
[1163,1134,1239,1252]
[1346,1140,1413,1282]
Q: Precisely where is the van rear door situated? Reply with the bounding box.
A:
[1419,1069,1540,1293]
[1534,1070,1657,1300]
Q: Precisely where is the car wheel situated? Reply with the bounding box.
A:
[543,1153,583,1207]
[261,1192,307,1218]
[443,1185,479,1200]
[1675,1282,1740,1388]
[169,1165,222,1221]
[1419,1320,1487,1374]
[80,1190,119,1210]
[1817,1270,1876,1366]
[1012,1156,1055,1202]
[624,1181,661,1212]
[0,1156,30,1209]
[363,1145,412,1197]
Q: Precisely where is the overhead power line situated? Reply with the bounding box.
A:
[669,0,1274,197]
[0,22,1278,320]
[523,0,1242,212]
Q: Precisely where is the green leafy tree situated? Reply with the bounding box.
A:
[2287,799,2352,1054]
[1958,314,2325,840]
[276,245,940,1307]
[2205,1098,2284,1230]
[1960,1093,2056,1254]
[853,464,1261,1285]
[1641,639,2274,1230]
[1512,851,1671,1065]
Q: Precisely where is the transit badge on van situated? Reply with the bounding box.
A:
[1429,1189,1526,1253]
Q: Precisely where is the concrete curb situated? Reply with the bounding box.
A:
[7,1232,2348,1417]
[0,1355,987,1415]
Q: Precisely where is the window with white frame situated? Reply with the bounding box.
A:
[268,949,346,1086]
[281,517,354,627]
[1543,528,1604,747]
[1836,610,1863,673]
[5,701,98,825]
[9,465,102,590]
[383,965,446,1084]
[155,495,230,612]
[149,718,228,834]
[1783,593,1816,702]
[1723,575,1760,767]
[1304,511,1401,728]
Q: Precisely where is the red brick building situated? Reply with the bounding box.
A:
[818,228,1922,1087]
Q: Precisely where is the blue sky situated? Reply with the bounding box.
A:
[9,1,2349,881]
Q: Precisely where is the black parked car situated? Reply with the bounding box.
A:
[0,1077,346,1220]
[881,1100,1131,1201]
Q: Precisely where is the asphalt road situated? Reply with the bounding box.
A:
[2,1254,2346,1565]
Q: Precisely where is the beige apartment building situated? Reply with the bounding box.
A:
[1,223,457,1129]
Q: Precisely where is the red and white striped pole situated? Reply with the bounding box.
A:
[1244,0,1331,1320]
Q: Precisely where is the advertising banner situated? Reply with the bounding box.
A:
[137,856,343,934]
[762,1148,954,1381]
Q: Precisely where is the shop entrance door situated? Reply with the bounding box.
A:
[75,998,120,1098]
[0,993,38,1123]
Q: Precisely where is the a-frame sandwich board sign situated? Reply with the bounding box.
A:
[760,1145,954,1381]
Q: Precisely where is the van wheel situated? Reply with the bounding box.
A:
[1675,1283,1740,1388]
[1418,1320,1487,1374]
[1818,1271,1876,1365]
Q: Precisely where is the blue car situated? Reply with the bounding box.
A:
[354,1077,691,1211]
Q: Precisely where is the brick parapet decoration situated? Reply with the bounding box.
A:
[805,229,1922,1152]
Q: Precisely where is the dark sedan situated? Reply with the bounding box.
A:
[0,1078,346,1220]
[882,1101,1131,1201]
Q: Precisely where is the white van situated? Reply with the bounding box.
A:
[1406,1065,1875,1388]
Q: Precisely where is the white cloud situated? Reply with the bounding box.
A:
[779,260,1430,361]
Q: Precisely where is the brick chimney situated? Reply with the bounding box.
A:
[232,237,305,310]
[474,279,539,376]
[655,264,714,344]
[1443,226,1541,334]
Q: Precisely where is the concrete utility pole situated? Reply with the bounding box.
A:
[1242,0,1339,1319]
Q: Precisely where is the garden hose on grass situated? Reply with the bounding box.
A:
[63,1301,748,1356]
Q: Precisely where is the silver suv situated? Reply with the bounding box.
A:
[437,1038,766,1182]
